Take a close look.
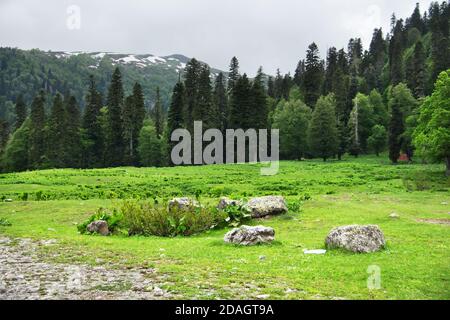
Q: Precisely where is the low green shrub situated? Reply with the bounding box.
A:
[0,218,12,226]
[220,204,251,227]
[77,207,123,234]
[120,200,226,237]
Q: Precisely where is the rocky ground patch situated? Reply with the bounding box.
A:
[0,237,171,300]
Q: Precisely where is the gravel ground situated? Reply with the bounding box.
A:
[0,237,171,300]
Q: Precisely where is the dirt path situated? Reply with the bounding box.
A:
[0,237,171,300]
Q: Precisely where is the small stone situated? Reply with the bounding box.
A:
[389,213,400,219]
[153,287,164,296]
[256,294,270,299]
[259,255,266,261]
[303,249,326,255]
[441,202,448,205]
[86,220,109,236]
[4,199,13,202]
[47,228,56,232]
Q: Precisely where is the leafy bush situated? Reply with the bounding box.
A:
[220,204,251,228]
[121,200,226,237]
[0,218,12,226]
[77,207,123,234]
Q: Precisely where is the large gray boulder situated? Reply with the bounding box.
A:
[217,197,243,210]
[325,225,386,253]
[224,225,275,246]
[168,197,201,211]
[86,220,109,236]
[244,196,288,218]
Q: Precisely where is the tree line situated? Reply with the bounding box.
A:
[0,1,449,173]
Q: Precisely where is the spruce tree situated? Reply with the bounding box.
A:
[251,67,268,129]
[324,47,338,94]
[105,67,125,166]
[388,84,415,163]
[14,94,27,131]
[64,95,81,167]
[123,82,146,165]
[294,60,305,87]
[229,74,252,129]
[29,90,46,168]
[302,43,324,108]
[389,20,405,85]
[82,75,103,167]
[267,76,275,98]
[153,87,164,137]
[47,94,66,168]
[407,40,426,98]
[193,65,218,129]
[183,58,201,131]
[227,57,240,94]
[167,81,185,134]
[213,72,228,131]
[307,94,338,161]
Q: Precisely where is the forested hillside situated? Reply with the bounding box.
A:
[0,49,224,122]
[0,2,448,174]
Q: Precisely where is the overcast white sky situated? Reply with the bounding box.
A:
[0,0,432,76]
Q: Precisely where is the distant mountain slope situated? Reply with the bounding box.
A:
[0,48,226,122]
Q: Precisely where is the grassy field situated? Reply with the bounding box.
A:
[0,155,449,299]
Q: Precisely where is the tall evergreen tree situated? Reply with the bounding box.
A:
[229,74,252,129]
[307,94,338,161]
[227,57,240,94]
[122,83,145,165]
[29,90,46,168]
[324,47,338,94]
[183,58,201,131]
[64,96,81,167]
[47,94,66,168]
[251,67,268,129]
[302,43,324,107]
[267,76,275,98]
[213,72,228,131]
[153,87,164,137]
[294,60,305,87]
[105,67,125,166]
[82,75,103,167]
[167,81,185,135]
[14,94,27,131]
[389,20,405,85]
[407,40,426,98]
[388,83,417,163]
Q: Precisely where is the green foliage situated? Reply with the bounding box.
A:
[388,83,418,163]
[308,94,338,161]
[220,203,251,228]
[138,121,165,167]
[1,118,30,172]
[368,125,388,156]
[272,99,311,159]
[413,70,450,174]
[77,207,123,234]
[120,200,226,237]
[0,217,12,226]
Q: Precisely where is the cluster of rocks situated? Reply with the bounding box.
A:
[82,195,386,254]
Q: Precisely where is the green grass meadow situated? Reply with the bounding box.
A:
[0,155,449,299]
